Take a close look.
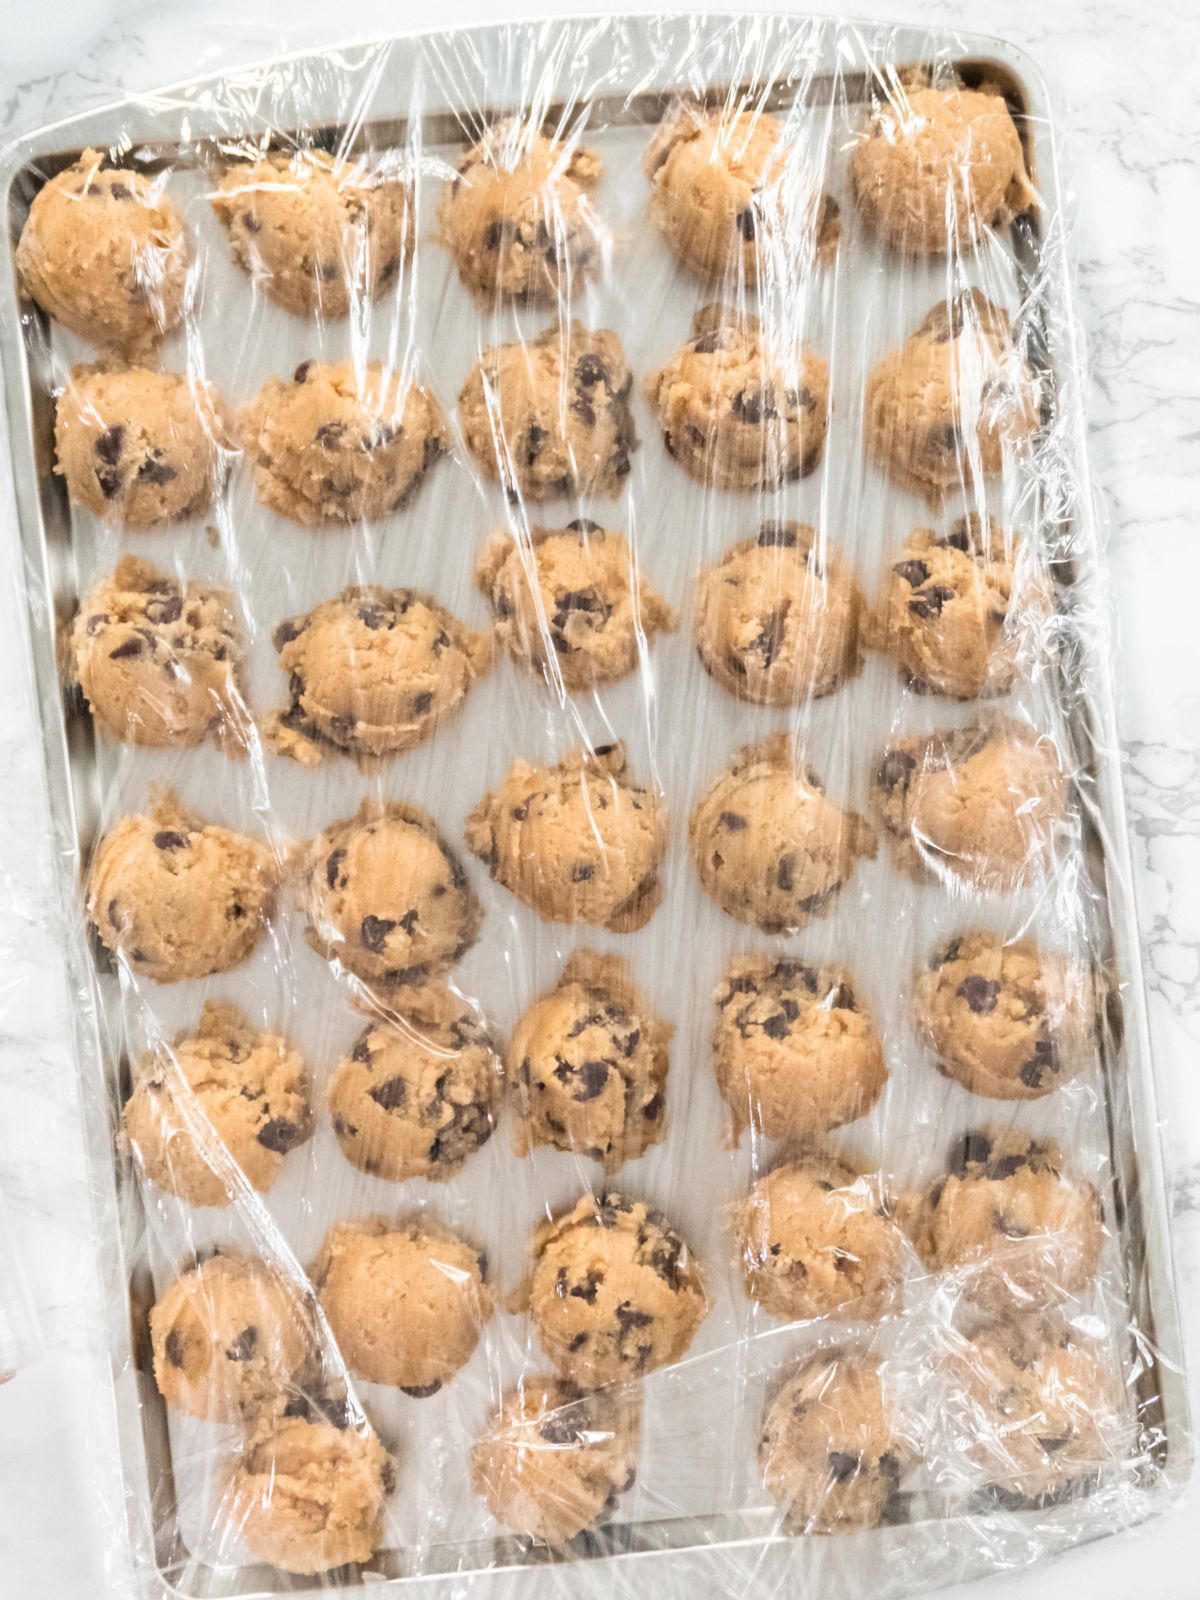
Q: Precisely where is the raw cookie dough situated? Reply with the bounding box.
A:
[55,365,227,529]
[734,1150,905,1322]
[229,1406,395,1575]
[16,148,188,352]
[645,304,829,491]
[645,104,839,284]
[86,789,275,983]
[522,1191,707,1386]
[712,954,887,1144]
[695,522,864,703]
[150,1253,313,1423]
[239,359,447,525]
[267,585,491,766]
[124,1001,311,1208]
[874,516,1047,698]
[439,121,604,303]
[312,1215,493,1394]
[71,556,246,751]
[507,951,672,1172]
[870,718,1068,892]
[470,1377,640,1546]
[915,929,1097,1100]
[905,1129,1105,1314]
[457,322,636,502]
[327,986,500,1182]
[212,149,412,318]
[689,733,876,933]
[465,743,666,932]
[851,83,1034,256]
[759,1351,911,1534]
[475,520,675,692]
[865,292,1039,502]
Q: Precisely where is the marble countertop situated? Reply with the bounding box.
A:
[0,2,1197,1596]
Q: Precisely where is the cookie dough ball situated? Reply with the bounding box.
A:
[312,1216,493,1395]
[695,523,864,704]
[865,292,1039,502]
[239,359,447,525]
[299,800,481,989]
[328,986,499,1182]
[124,1002,311,1208]
[875,516,1048,697]
[871,718,1068,892]
[268,586,491,766]
[915,929,1097,1099]
[229,1406,394,1575]
[150,1253,313,1422]
[524,1192,707,1385]
[475,521,675,691]
[465,743,666,932]
[760,1352,911,1534]
[16,149,188,352]
[508,951,671,1172]
[645,104,839,284]
[735,1151,904,1322]
[952,1320,1127,1508]
[440,121,604,302]
[212,149,411,318]
[55,365,226,529]
[851,84,1033,256]
[86,790,275,983]
[459,323,636,503]
[689,733,875,933]
[906,1129,1104,1314]
[646,304,829,491]
[471,1378,640,1546]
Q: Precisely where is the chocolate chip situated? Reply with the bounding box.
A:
[1036,1434,1071,1454]
[153,831,188,851]
[360,915,397,952]
[568,1332,588,1351]
[776,854,795,892]
[567,518,602,533]
[939,522,974,553]
[94,425,124,465]
[929,423,963,453]
[144,594,182,625]
[761,1013,789,1041]
[615,1302,653,1331]
[575,353,609,388]
[540,1412,585,1445]
[958,976,1002,1014]
[575,1060,610,1101]
[326,848,346,889]
[731,386,774,425]
[368,1076,408,1112]
[569,1270,603,1304]
[165,1329,185,1368]
[273,618,302,651]
[570,863,594,882]
[748,609,785,669]
[258,1118,301,1153]
[293,361,312,384]
[951,1132,993,1173]
[225,1325,258,1361]
[908,583,956,620]
[719,811,747,831]
[108,637,144,660]
[400,1381,443,1399]
[1019,1038,1057,1089]
[691,331,725,354]
[736,206,756,240]
[481,218,503,251]
[880,1452,902,1480]
[756,523,798,549]
[893,559,929,587]
[934,936,963,968]
[876,748,918,793]
[315,421,345,449]
[828,1451,862,1484]
[137,454,177,486]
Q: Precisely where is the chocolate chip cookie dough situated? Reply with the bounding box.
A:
[905,1130,1105,1314]
[851,83,1034,256]
[760,1351,911,1534]
[695,523,865,703]
[16,149,189,352]
[439,120,605,302]
[471,1377,640,1546]
[266,585,491,766]
[150,1253,313,1422]
[507,951,672,1172]
[229,1406,395,1575]
[871,719,1068,891]
[327,986,500,1182]
[475,521,675,692]
[734,1150,905,1323]
[71,556,246,751]
[212,149,412,318]
[55,366,227,528]
[645,304,829,490]
[87,789,275,982]
[689,733,875,933]
[457,323,636,502]
[712,954,887,1144]
[298,800,481,989]
[521,1191,707,1386]
[915,929,1097,1099]
[644,104,839,284]
[865,292,1039,502]
[124,1001,311,1208]
[465,743,666,932]
[312,1215,493,1394]
[239,359,447,524]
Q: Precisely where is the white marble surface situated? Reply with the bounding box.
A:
[0,1,1197,1596]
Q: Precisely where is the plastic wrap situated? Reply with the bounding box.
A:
[0,12,1188,1597]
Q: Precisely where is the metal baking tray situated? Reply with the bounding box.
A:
[0,13,1189,1598]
